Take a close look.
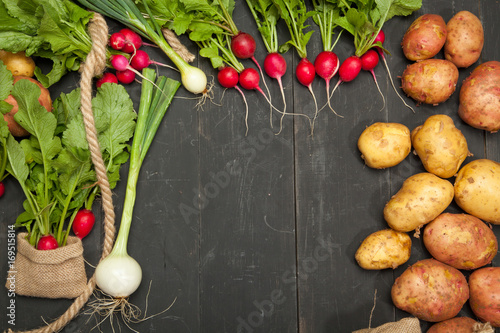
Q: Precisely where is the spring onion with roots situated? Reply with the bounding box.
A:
[95,68,179,307]
[76,0,207,95]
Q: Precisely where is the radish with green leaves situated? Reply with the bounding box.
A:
[94,69,179,318]
[2,66,136,251]
[77,0,208,95]
[270,0,317,131]
[246,0,289,129]
[332,0,421,111]
[312,0,343,118]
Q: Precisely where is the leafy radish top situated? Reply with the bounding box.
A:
[1,60,136,248]
[335,0,422,57]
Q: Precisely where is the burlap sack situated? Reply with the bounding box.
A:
[353,317,422,333]
[5,232,87,299]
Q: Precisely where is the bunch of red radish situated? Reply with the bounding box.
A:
[97,28,164,87]
[36,209,96,250]
[312,30,386,110]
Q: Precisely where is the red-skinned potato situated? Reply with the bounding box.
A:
[458,61,500,133]
[444,11,484,68]
[426,317,478,333]
[402,14,447,61]
[423,213,498,270]
[401,59,459,105]
[391,259,469,322]
[3,76,52,137]
[469,267,500,327]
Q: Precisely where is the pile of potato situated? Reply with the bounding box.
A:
[355,114,500,328]
[399,11,500,133]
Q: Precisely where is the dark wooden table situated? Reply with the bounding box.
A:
[1,1,499,332]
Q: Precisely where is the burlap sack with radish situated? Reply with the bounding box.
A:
[5,232,87,299]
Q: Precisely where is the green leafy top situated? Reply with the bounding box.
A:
[0,0,103,87]
[335,0,422,56]
[143,0,244,71]
[271,0,315,59]
[312,0,342,52]
[245,0,280,54]
[1,60,136,247]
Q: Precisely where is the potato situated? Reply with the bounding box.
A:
[454,159,500,224]
[402,14,447,61]
[401,59,459,105]
[391,259,469,322]
[355,229,411,270]
[384,173,454,233]
[411,114,470,179]
[426,317,478,333]
[458,61,500,132]
[444,11,484,68]
[0,50,36,77]
[469,267,500,327]
[423,213,497,270]
[357,122,411,169]
[3,76,52,137]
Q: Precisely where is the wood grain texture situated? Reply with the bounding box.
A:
[1,1,499,332]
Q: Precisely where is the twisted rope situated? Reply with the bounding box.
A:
[7,12,115,333]
[162,28,196,63]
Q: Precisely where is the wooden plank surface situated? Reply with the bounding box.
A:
[1,0,499,332]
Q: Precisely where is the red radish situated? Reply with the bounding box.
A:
[37,235,59,250]
[372,30,414,112]
[218,66,250,135]
[218,66,239,88]
[372,30,385,53]
[263,52,288,126]
[129,50,177,71]
[296,58,316,86]
[231,32,257,60]
[96,72,118,88]
[109,32,126,51]
[296,58,319,132]
[120,28,143,54]
[0,182,4,197]
[231,32,271,114]
[110,54,152,85]
[72,209,96,239]
[239,67,284,113]
[239,67,262,91]
[361,49,385,110]
[326,56,362,113]
[116,69,136,84]
[314,51,341,117]
[338,55,362,82]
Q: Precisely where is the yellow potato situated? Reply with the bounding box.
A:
[384,173,454,233]
[444,11,484,68]
[411,114,470,179]
[0,50,35,77]
[357,122,411,169]
[355,229,411,270]
[454,159,500,224]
